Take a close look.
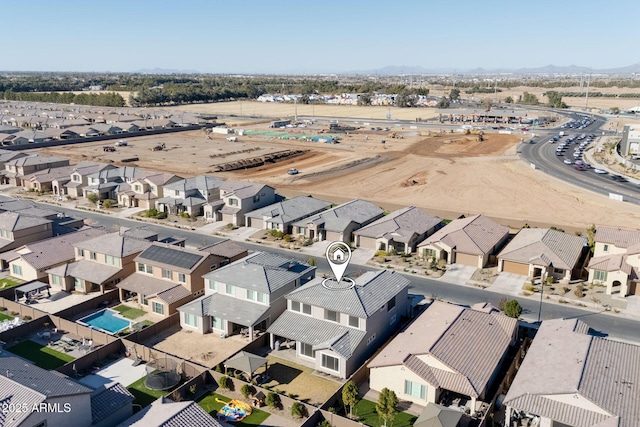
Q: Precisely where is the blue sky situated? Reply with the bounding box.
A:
[5,0,638,73]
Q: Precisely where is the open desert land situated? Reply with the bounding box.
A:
[38,118,640,230]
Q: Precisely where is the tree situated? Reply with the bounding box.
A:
[358,93,372,106]
[307,257,317,267]
[395,92,417,108]
[483,98,493,111]
[342,380,359,418]
[504,300,522,318]
[449,88,460,101]
[586,224,596,254]
[240,384,255,399]
[86,193,99,204]
[376,388,398,427]
[546,91,567,108]
[610,106,620,114]
[436,97,450,109]
[265,392,281,409]
[291,401,306,418]
[219,376,232,390]
[504,96,513,104]
[520,92,539,105]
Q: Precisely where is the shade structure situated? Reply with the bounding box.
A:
[414,403,463,427]
[224,351,268,376]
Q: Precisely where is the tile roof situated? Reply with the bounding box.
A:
[116,273,178,297]
[137,244,207,271]
[119,397,223,427]
[285,270,410,317]
[198,239,247,259]
[588,254,634,274]
[292,199,384,232]
[205,292,270,326]
[0,357,93,398]
[75,231,154,257]
[418,214,509,255]
[156,285,191,304]
[91,382,135,424]
[504,319,640,427]
[46,259,121,284]
[245,195,332,224]
[220,180,270,199]
[354,206,443,242]
[369,301,516,398]
[162,175,224,193]
[595,226,640,248]
[0,375,46,427]
[0,211,52,231]
[267,310,366,358]
[7,154,69,167]
[498,228,587,270]
[177,294,213,317]
[15,227,106,270]
[203,252,315,294]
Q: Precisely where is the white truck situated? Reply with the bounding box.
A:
[226,136,238,142]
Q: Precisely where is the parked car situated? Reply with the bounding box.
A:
[115,140,128,146]
[594,168,608,174]
[103,146,116,152]
[287,168,299,175]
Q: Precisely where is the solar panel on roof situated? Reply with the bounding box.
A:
[139,245,203,269]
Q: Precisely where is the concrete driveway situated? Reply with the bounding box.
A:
[439,264,477,286]
[486,272,528,296]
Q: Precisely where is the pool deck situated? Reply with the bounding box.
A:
[77,308,133,335]
[79,357,147,388]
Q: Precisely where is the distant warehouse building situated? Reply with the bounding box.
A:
[619,124,640,157]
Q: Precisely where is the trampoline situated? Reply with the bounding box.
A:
[144,358,181,391]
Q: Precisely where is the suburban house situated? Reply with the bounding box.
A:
[368,301,517,415]
[65,163,117,198]
[267,269,411,379]
[196,239,248,266]
[116,242,237,317]
[291,199,384,242]
[0,149,28,169]
[10,130,51,145]
[354,206,444,253]
[24,161,106,194]
[497,228,589,282]
[156,175,225,216]
[117,172,182,209]
[83,166,149,201]
[587,226,640,296]
[46,231,156,294]
[0,211,53,253]
[2,227,107,282]
[117,397,223,427]
[178,252,315,340]
[203,180,278,226]
[417,214,509,268]
[245,195,333,233]
[503,318,640,427]
[0,357,134,427]
[43,128,79,140]
[1,154,70,186]
[0,133,17,145]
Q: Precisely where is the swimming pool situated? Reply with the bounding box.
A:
[77,309,131,335]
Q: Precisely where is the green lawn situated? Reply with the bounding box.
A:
[351,399,417,427]
[127,375,183,409]
[0,277,23,289]
[197,393,271,427]
[6,340,74,370]
[112,305,147,319]
[0,312,14,321]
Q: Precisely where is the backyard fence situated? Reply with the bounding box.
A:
[55,339,124,377]
[0,296,48,321]
[54,289,119,320]
[125,312,180,343]
[0,314,50,344]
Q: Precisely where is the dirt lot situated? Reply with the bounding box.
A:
[37,117,640,230]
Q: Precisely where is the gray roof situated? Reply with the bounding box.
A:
[156,285,191,304]
[369,301,516,398]
[203,252,315,294]
[414,403,463,427]
[292,199,384,232]
[116,273,178,296]
[91,382,135,424]
[0,357,93,398]
[198,239,247,259]
[220,180,270,199]
[162,175,224,193]
[595,226,640,248]
[0,375,46,427]
[118,397,223,427]
[285,270,410,317]
[504,319,640,427]
[206,292,270,326]
[7,154,69,167]
[418,214,509,255]
[245,195,332,224]
[13,227,107,270]
[498,228,587,270]
[177,294,213,317]
[267,310,366,359]
[88,166,148,181]
[137,244,207,271]
[46,259,121,285]
[225,351,268,375]
[0,150,27,164]
[75,231,153,257]
[354,206,443,242]
[0,211,52,231]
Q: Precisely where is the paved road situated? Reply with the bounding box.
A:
[7,196,639,343]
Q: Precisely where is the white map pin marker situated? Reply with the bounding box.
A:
[325,241,352,283]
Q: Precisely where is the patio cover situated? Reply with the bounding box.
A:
[414,403,463,427]
[14,281,50,300]
[224,351,267,376]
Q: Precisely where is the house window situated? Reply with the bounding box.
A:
[603,244,609,252]
[229,198,238,206]
[404,380,426,400]
[77,248,84,257]
[325,310,339,322]
[134,184,141,192]
[90,251,97,260]
[257,291,266,303]
[105,255,120,266]
[138,263,145,272]
[247,289,255,300]
[174,190,179,196]
[11,264,21,276]
[424,248,436,259]
[184,313,197,327]
[208,279,218,291]
[226,284,235,295]
[211,316,223,330]
[0,229,10,238]
[152,301,165,315]
[593,270,607,281]
[367,334,376,345]
[146,264,153,274]
[349,316,359,328]
[291,301,300,312]
[321,354,339,372]
[553,268,564,275]
[302,303,311,315]
[51,275,61,286]
[387,296,396,311]
[178,273,186,283]
[210,264,217,271]
[72,174,80,182]
[74,277,83,290]
[300,342,315,358]
[141,295,148,305]
[162,269,172,279]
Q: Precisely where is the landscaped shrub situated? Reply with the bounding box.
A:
[291,401,307,418]
[374,250,388,258]
[155,211,167,219]
[145,208,159,218]
[240,384,255,399]
[102,199,116,209]
[265,391,281,409]
[214,364,223,373]
[219,375,232,390]
[574,284,584,298]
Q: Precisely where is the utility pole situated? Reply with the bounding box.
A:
[585,72,591,111]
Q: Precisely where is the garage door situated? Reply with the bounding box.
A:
[455,253,479,267]
[248,218,263,229]
[502,261,529,276]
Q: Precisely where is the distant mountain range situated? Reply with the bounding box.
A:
[349,62,640,75]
